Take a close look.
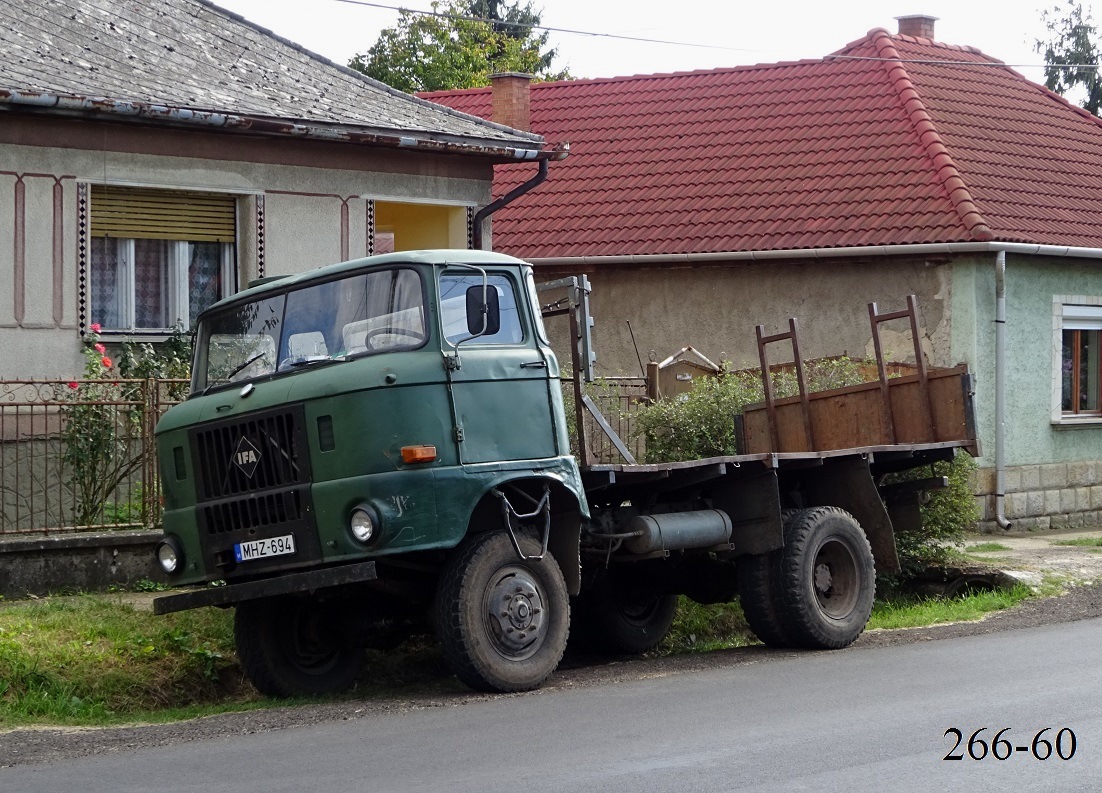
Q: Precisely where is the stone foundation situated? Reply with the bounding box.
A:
[975,462,1102,532]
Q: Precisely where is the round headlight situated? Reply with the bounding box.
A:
[156,540,180,574]
[350,507,376,543]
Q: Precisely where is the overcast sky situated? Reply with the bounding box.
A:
[208,0,1086,87]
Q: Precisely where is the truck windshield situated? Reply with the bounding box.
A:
[192,267,426,393]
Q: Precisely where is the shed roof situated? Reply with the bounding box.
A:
[0,0,542,155]
[424,28,1102,257]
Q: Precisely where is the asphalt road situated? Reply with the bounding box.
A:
[3,616,1099,792]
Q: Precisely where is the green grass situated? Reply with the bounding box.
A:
[1051,537,1102,547]
[0,595,248,726]
[0,596,466,728]
[0,582,1041,727]
[966,542,1012,552]
[660,586,1036,652]
[653,597,755,655]
[867,585,1033,631]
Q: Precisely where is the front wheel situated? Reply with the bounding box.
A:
[434,531,569,693]
[776,507,875,649]
[234,597,364,698]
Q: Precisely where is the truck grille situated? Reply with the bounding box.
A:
[201,489,305,535]
[191,406,309,500]
[188,406,320,577]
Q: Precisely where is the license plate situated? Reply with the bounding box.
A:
[234,534,296,563]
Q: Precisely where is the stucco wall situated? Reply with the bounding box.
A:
[951,253,1102,529]
[0,121,492,380]
[952,253,1102,469]
[540,256,954,378]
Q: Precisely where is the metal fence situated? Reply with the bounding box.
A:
[0,375,648,535]
[566,377,649,465]
[0,378,187,535]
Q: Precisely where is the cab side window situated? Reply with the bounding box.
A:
[440,273,524,345]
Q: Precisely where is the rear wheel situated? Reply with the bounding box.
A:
[737,509,798,648]
[577,580,678,655]
[235,597,364,698]
[737,551,792,648]
[434,531,569,693]
[776,507,875,649]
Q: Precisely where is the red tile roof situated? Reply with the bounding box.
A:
[423,28,1102,259]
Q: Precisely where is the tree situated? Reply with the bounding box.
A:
[349,0,567,94]
[1035,1,1102,115]
[468,0,559,73]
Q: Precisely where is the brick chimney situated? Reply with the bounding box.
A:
[896,14,938,39]
[489,72,532,132]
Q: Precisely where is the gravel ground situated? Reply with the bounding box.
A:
[3,528,1102,769]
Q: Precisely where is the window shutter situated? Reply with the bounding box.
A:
[90,186,236,243]
[1063,304,1102,331]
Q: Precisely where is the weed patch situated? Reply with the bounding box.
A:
[654,597,755,655]
[966,542,1012,552]
[1052,537,1102,547]
[868,585,1032,631]
[0,596,245,726]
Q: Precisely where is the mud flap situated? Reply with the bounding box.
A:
[801,455,901,574]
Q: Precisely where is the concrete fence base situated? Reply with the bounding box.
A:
[0,530,166,600]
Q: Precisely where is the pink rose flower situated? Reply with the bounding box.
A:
[90,323,101,333]
[101,356,113,368]
[94,343,106,353]
[68,381,79,390]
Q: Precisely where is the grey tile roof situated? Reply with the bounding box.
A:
[0,0,542,149]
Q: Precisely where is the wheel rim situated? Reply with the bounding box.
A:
[277,603,345,676]
[811,536,860,619]
[619,595,663,627]
[483,565,548,661]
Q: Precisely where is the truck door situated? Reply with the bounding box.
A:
[440,271,558,465]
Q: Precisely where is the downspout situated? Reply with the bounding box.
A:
[994,250,1012,529]
[472,158,548,250]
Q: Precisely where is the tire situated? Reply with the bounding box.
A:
[737,509,798,648]
[434,531,569,693]
[578,581,678,656]
[775,507,875,649]
[736,551,792,648]
[234,597,364,698]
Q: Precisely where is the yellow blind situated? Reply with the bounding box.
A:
[91,186,236,243]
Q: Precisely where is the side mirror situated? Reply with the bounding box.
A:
[465,285,500,337]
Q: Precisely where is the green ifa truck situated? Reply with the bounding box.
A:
[152,249,978,696]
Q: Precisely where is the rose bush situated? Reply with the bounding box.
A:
[60,324,144,527]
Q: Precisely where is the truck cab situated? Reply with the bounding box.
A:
[155,251,587,694]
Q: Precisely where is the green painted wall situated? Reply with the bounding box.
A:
[951,253,1102,468]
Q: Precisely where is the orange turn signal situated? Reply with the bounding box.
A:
[401,445,437,464]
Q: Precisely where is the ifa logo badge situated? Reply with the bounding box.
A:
[232,436,261,478]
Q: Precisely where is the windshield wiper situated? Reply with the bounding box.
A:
[279,354,344,371]
[223,352,265,381]
[202,351,269,395]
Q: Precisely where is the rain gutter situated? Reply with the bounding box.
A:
[526,241,1102,266]
[532,241,1102,532]
[0,87,559,162]
[994,251,1011,529]
[472,159,549,250]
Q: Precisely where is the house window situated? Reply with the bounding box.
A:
[1063,328,1101,413]
[1056,300,1102,420]
[89,186,236,332]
